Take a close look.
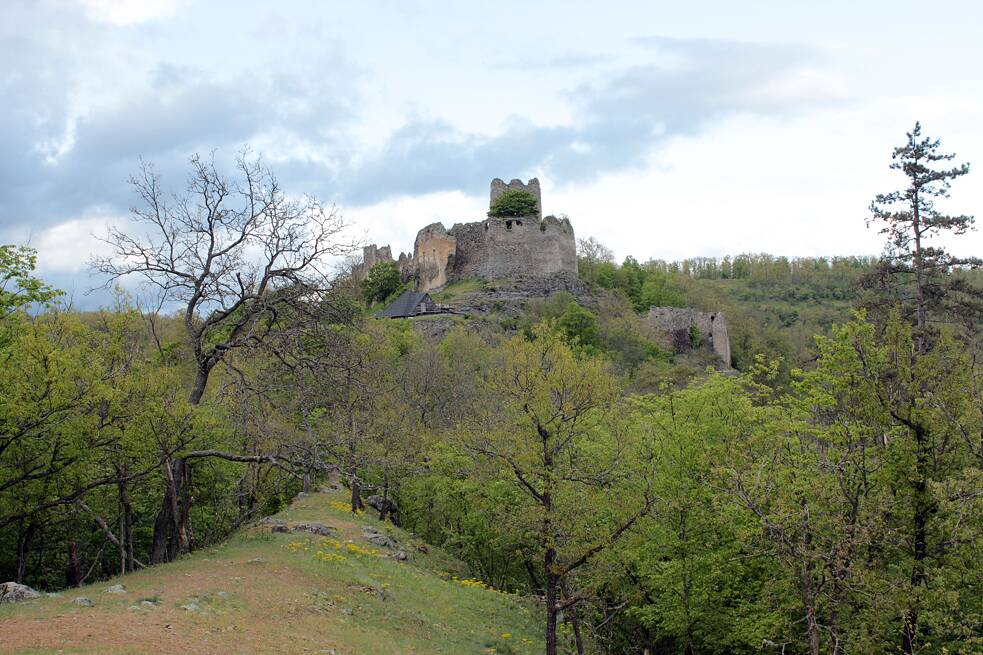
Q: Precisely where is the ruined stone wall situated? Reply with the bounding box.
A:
[645,307,731,366]
[413,223,457,292]
[354,177,576,291]
[447,214,576,281]
[490,178,543,218]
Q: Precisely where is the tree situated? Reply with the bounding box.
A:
[467,327,654,655]
[93,151,352,405]
[867,122,979,348]
[92,151,353,563]
[577,237,615,284]
[361,261,402,304]
[866,125,981,653]
[0,245,60,324]
[489,189,539,218]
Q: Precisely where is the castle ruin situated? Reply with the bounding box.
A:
[357,177,732,366]
[355,178,577,293]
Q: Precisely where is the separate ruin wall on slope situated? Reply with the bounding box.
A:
[645,307,732,366]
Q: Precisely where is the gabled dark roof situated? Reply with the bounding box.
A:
[376,290,431,318]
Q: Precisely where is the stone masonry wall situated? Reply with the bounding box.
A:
[355,178,575,292]
[447,214,576,281]
[413,223,458,292]
[645,307,731,366]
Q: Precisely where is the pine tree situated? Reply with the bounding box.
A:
[867,122,980,349]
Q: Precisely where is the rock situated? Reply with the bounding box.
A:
[73,597,94,607]
[294,522,336,537]
[259,517,286,527]
[0,582,41,603]
[272,525,290,533]
[341,607,353,616]
[104,584,126,594]
[215,591,230,600]
[391,550,407,561]
[363,531,397,549]
[180,601,200,612]
[141,600,157,607]
[365,495,398,520]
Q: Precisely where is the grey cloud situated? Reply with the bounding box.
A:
[0,5,358,235]
[340,36,837,204]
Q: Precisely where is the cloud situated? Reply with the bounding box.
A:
[0,3,358,233]
[73,0,185,25]
[340,36,845,204]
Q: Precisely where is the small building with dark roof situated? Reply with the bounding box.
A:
[376,290,438,319]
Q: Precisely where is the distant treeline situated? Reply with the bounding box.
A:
[643,253,880,281]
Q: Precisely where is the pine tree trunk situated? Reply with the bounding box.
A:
[902,425,931,655]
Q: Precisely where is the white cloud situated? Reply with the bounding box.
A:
[344,191,488,256]
[72,0,184,25]
[34,212,122,274]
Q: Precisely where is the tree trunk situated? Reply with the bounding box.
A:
[347,404,363,513]
[188,362,211,405]
[65,540,80,587]
[378,474,390,522]
[150,458,191,564]
[15,521,37,583]
[545,563,559,655]
[902,426,931,655]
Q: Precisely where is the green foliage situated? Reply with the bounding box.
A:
[361,261,403,304]
[0,245,61,318]
[687,324,701,348]
[488,189,539,218]
[555,302,602,351]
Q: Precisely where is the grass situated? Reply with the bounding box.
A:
[432,279,490,302]
[0,488,544,654]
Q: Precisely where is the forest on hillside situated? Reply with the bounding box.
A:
[1,126,981,655]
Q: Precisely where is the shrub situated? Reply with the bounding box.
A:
[361,261,402,304]
[489,189,538,218]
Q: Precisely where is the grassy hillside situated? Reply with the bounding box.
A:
[0,489,543,654]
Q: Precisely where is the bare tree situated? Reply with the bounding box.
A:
[91,151,355,563]
[93,150,353,404]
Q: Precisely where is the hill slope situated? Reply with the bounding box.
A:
[0,489,543,654]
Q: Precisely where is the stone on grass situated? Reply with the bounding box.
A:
[391,550,407,562]
[180,601,200,612]
[141,600,157,607]
[294,522,336,537]
[0,582,41,603]
[259,517,286,527]
[363,531,397,549]
[73,597,94,607]
[104,584,126,594]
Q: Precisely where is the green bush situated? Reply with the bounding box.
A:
[489,189,538,218]
[361,261,402,304]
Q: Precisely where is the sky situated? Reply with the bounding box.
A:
[2,0,982,306]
